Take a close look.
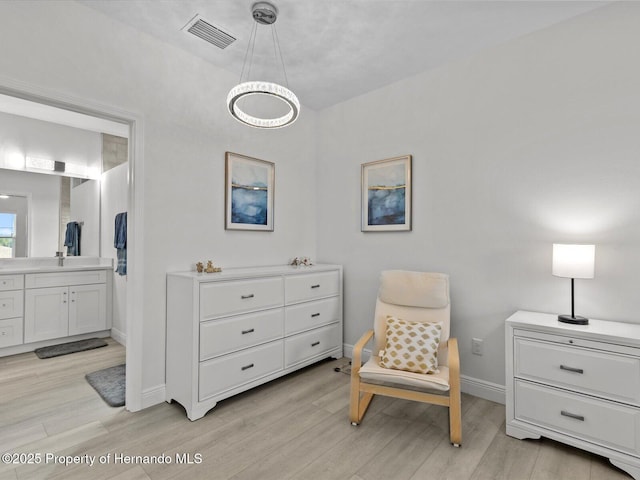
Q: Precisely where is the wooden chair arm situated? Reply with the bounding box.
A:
[351,329,374,376]
[447,337,460,384]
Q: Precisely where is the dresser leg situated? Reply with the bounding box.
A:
[187,402,217,421]
[610,459,640,480]
[506,424,541,441]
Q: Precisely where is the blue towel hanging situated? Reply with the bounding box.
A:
[64,221,81,256]
[114,212,127,275]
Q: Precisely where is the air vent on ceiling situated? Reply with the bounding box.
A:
[183,15,236,49]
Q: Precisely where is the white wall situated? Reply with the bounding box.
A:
[101,162,128,345]
[0,169,60,257]
[316,2,640,390]
[0,1,317,398]
[69,179,100,256]
[0,110,102,174]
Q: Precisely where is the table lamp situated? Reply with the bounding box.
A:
[552,244,595,325]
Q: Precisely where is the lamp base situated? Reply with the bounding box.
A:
[558,314,589,325]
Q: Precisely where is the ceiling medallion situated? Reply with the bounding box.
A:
[227,2,300,129]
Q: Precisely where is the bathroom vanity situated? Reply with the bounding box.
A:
[0,257,112,357]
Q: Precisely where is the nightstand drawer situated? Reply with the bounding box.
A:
[515,380,640,456]
[515,338,640,405]
[285,271,339,304]
[284,297,340,335]
[199,277,283,320]
[0,290,23,320]
[199,308,284,361]
[199,340,283,401]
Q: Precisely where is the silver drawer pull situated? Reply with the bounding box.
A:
[560,365,584,374]
[561,410,584,422]
[241,363,254,371]
[311,341,320,347]
[241,294,254,299]
[311,284,320,289]
[311,313,320,318]
[241,328,255,335]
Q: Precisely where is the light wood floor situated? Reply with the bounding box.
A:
[0,338,632,480]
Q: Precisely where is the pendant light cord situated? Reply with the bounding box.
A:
[239,21,258,84]
[272,23,289,88]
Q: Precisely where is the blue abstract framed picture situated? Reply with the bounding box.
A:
[225,152,274,231]
[361,155,412,232]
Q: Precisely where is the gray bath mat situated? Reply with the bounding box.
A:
[85,364,125,407]
[34,338,108,359]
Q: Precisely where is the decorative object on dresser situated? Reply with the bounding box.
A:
[204,261,222,273]
[506,310,640,480]
[361,155,412,232]
[290,256,312,266]
[225,152,275,231]
[552,243,595,325]
[166,264,343,420]
[350,270,461,446]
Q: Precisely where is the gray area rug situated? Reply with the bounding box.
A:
[85,364,126,407]
[34,338,108,359]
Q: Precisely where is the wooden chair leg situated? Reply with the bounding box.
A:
[349,374,362,424]
[449,389,462,446]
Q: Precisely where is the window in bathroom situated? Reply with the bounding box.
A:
[0,211,17,258]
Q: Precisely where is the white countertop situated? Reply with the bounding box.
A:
[0,257,113,274]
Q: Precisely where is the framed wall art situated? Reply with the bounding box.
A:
[361,155,412,232]
[225,152,275,231]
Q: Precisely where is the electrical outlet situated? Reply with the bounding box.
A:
[472,338,484,356]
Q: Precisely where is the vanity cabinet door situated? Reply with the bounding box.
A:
[24,286,69,343]
[69,284,107,335]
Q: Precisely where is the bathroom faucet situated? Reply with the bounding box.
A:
[56,251,64,267]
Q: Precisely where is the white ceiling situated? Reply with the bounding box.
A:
[77,0,609,111]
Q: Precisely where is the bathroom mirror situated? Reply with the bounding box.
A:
[0,168,100,258]
[0,95,127,260]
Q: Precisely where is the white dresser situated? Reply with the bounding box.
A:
[166,264,343,420]
[506,310,640,480]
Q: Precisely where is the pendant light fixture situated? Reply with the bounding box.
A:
[227,2,300,129]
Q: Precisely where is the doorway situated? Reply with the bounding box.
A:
[0,79,144,411]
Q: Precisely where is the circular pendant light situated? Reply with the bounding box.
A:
[227,2,300,129]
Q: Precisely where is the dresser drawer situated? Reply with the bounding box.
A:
[0,274,24,291]
[284,323,341,368]
[199,340,283,401]
[285,271,339,304]
[515,380,640,456]
[200,308,284,361]
[515,338,640,405]
[0,290,23,320]
[284,297,340,335]
[25,270,107,288]
[0,317,23,348]
[200,277,283,320]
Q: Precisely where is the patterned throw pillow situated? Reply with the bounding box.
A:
[379,317,441,374]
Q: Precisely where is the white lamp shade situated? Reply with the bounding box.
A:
[552,244,595,279]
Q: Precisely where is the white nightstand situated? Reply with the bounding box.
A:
[506,310,640,480]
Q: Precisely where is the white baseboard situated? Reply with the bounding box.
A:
[110,327,126,346]
[141,384,166,409]
[460,375,505,404]
[343,343,506,405]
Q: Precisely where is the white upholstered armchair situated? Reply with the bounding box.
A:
[349,270,462,446]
